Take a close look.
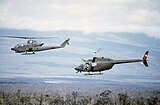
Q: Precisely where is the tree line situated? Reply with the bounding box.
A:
[0,89,159,105]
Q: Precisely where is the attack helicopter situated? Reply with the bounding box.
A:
[75,50,149,75]
[1,36,70,54]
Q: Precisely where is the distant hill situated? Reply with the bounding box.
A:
[0,28,160,88]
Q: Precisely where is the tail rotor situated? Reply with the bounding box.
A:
[142,51,149,67]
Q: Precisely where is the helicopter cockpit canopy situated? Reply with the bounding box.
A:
[27,40,44,46]
[15,43,26,48]
[27,40,38,44]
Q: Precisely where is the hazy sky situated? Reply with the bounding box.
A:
[0,0,160,86]
[0,0,160,38]
[0,30,160,86]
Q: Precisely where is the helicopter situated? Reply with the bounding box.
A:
[75,50,149,75]
[1,36,70,54]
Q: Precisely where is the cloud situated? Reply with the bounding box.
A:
[0,0,160,39]
[97,35,147,47]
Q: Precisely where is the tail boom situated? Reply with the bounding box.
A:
[111,51,149,67]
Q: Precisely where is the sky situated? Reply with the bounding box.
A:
[0,0,160,87]
[0,0,160,39]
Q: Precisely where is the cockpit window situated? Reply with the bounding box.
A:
[15,45,19,48]
[21,44,24,47]
[15,43,25,48]
[92,62,97,66]
[28,40,33,43]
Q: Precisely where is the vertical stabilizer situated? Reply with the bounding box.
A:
[142,51,149,67]
[60,38,70,48]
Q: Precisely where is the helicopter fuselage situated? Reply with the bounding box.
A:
[75,51,149,74]
[11,44,57,53]
[75,57,115,72]
[11,40,44,53]
[11,39,70,54]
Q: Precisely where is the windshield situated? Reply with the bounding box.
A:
[15,43,25,48]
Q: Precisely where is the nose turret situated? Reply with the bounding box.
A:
[11,48,15,51]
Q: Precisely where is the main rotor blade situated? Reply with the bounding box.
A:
[93,48,102,56]
[1,36,59,39]
[81,58,87,62]
[96,48,102,53]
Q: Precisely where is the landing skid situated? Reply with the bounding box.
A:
[21,53,35,55]
[84,73,103,75]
